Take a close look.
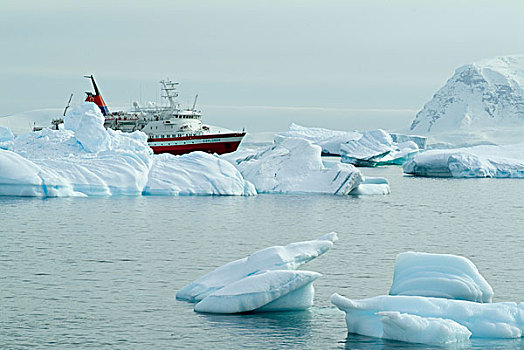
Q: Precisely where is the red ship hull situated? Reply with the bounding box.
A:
[148,132,245,156]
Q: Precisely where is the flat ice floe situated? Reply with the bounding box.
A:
[403,143,524,178]
[389,252,494,303]
[176,232,337,303]
[194,270,321,313]
[331,294,524,339]
[331,251,524,344]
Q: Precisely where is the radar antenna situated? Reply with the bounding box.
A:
[160,79,179,108]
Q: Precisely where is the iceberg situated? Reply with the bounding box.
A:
[340,129,420,167]
[194,270,320,314]
[332,251,524,344]
[176,232,337,302]
[331,294,524,339]
[378,311,472,346]
[0,126,14,144]
[403,143,524,178]
[143,152,256,196]
[277,123,361,156]
[348,177,390,196]
[278,124,426,162]
[389,252,494,303]
[224,137,363,195]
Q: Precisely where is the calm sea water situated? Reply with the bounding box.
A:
[1,166,523,349]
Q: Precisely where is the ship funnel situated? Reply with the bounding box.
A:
[84,75,109,116]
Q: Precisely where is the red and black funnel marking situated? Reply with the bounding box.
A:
[84,75,109,116]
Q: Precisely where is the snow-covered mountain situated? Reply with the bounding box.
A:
[410,55,524,136]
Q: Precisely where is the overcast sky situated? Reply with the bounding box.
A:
[1,0,523,131]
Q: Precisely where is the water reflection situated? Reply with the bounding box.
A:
[199,310,313,347]
[344,334,524,350]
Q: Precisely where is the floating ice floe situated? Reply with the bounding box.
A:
[331,252,524,344]
[378,311,472,346]
[277,124,424,166]
[403,143,524,178]
[194,270,321,313]
[178,233,337,313]
[340,129,420,167]
[278,123,361,156]
[331,294,524,340]
[143,152,255,196]
[177,232,337,303]
[223,137,364,195]
[389,252,494,303]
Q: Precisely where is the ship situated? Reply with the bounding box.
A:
[84,75,245,155]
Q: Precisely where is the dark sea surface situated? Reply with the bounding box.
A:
[1,166,523,349]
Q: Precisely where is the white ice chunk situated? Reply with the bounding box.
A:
[278,123,361,155]
[176,233,338,302]
[378,311,471,346]
[144,152,256,196]
[389,252,494,303]
[403,143,524,178]
[0,126,14,144]
[390,133,427,150]
[341,129,420,166]
[349,177,390,196]
[227,137,362,194]
[331,294,524,339]
[194,270,320,313]
[64,102,110,153]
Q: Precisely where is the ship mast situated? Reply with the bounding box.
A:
[160,79,179,108]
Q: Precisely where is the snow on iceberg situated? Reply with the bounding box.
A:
[224,137,363,195]
[278,123,361,156]
[176,232,338,303]
[340,129,420,167]
[389,252,493,303]
[403,143,524,178]
[378,311,472,346]
[0,103,255,197]
[194,270,321,313]
[331,294,524,339]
